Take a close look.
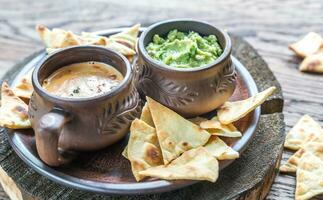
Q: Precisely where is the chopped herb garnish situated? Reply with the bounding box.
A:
[73,87,80,94]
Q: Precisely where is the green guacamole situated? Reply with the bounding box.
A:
[146,29,223,68]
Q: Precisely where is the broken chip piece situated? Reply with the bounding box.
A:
[289,32,323,58]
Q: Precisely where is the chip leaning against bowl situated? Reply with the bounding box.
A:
[146,29,223,68]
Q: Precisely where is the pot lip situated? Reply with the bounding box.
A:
[32,45,132,104]
[138,18,232,73]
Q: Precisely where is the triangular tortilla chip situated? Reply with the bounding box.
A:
[147,97,210,164]
[188,117,208,125]
[109,24,140,50]
[80,32,106,45]
[289,32,323,58]
[204,136,239,160]
[280,135,323,173]
[200,116,242,137]
[280,149,303,173]
[36,24,140,56]
[140,102,154,127]
[122,145,128,159]
[217,87,276,124]
[13,69,33,100]
[127,119,163,181]
[36,25,82,51]
[299,53,323,74]
[104,40,136,56]
[284,115,323,151]
[139,147,219,182]
[0,82,31,129]
[295,152,323,200]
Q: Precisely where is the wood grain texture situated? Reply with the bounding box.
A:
[0,0,322,199]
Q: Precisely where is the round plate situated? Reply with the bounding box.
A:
[5,28,260,195]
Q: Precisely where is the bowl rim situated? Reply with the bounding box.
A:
[138,18,232,72]
[32,45,132,104]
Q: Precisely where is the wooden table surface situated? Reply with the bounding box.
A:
[0,0,322,199]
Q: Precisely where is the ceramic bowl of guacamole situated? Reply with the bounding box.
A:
[137,19,236,117]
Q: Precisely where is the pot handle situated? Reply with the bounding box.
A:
[35,108,72,166]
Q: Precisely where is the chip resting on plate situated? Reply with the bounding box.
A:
[289,32,323,58]
[104,39,136,56]
[295,152,323,200]
[127,119,163,181]
[122,145,128,159]
[13,69,33,100]
[280,135,323,173]
[284,114,323,151]
[36,24,140,56]
[147,97,210,164]
[299,53,323,74]
[200,116,242,137]
[217,86,276,124]
[0,82,31,129]
[204,136,239,160]
[188,116,208,125]
[140,102,154,127]
[123,102,155,160]
[139,147,219,182]
[36,25,93,53]
[108,23,140,50]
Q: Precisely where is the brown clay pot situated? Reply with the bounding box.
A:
[137,19,236,117]
[29,46,141,166]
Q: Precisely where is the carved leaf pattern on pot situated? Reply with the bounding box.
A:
[28,93,37,119]
[96,88,141,135]
[138,64,198,107]
[210,61,236,93]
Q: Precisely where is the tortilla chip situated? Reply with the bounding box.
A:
[279,149,303,173]
[140,102,154,127]
[103,24,140,55]
[204,136,239,160]
[104,40,136,56]
[188,117,208,125]
[127,119,163,181]
[139,147,219,182]
[200,116,242,137]
[147,97,210,164]
[0,82,31,129]
[36,24,140,56]
[280,135,323,173]
[289,32,323,58]
[299,53,323,73]
[284,115,323,151]
[80,32,106,45]
[36,25,82,51]
[295,152,323,200]
[13,69,33,100]
[122,145,128,159]
[217,87,276,124]
[109,24,140,50]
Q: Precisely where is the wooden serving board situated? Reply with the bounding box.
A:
[0,35,284,200]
